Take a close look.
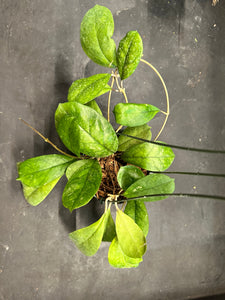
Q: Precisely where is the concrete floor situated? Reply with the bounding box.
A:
[1,0,225,299]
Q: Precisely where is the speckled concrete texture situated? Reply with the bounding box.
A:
[0,1,225,299]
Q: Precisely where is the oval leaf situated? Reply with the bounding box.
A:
[55,102,118,157]
[124,201,149,237]
[20,177,61,206]
[69,208,110,256]
[117,31,143,80]
[122,142,175,171]
[113,103,160,127]
[68,73,111,104]
[80,5,117,68]
[108,237,142,268]
[117,165,144,191]
[86,100,102,115]
[17,154,74,187]
[102,210,116,242]
[123,173,175,202]
[118,124,152,151]
[63,159,102,211]
[116,209,146,258]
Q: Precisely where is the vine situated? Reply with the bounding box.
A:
[140,58,170,141]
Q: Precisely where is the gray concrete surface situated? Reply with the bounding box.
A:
[1,1,225,299]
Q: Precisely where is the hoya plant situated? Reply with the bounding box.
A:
[17,5,224,268]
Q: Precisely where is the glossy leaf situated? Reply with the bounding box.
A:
[17,154,74,187]
[117,31,143,80]
[116,209,146,258]
[122,142,175,171]
[55,102,118,157]
[20,177,61,206]
[69,208,110,256]
[68,74,111,104]
[102,210,116,242]
[113,103,160,127]
[117,165,144,191]
[80,5,117,68]
[108,237,142,268]
[62,159,102,211]
[86,100,102,115]
[123,173,175,202]
[118,124,152,151]
[124,201,149,237]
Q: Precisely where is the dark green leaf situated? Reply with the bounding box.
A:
[69,208,110,256]
[123,173,175,202]
[80,5,117,68]
[86,100,102,115]
[118,124,152,151]
[102,210,116,242]
[68,74,111,104]
[108,237,142,268]
[124,201,149,237]
[55,102,118,157]
[62,159,102,211]
[116,209,146,258]
[122,142,175,171]
[117,165,144,191]
[117,31,143,80]
[113,103,160,127]
[17,154,74,187]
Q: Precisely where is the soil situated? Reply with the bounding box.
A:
[96,152,123,200]
[96,152,147,200]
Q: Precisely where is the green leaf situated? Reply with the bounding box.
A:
[102,210,116,242]
[118,124,152,151]
[80,5,117,68]
[113,103,160,127]
[108,237,142,268]
[69,208,110,256]
[17,154,74,187]
[86,100,102,115]
[68,74,111,104]
[117,31,143,80]
[116,209,146,258]
[124,201,149,237]
[55,102,118,157]
[20,177,61,206]
[62,159,102,211]
[123,173,175,202]
[122,142,175,171]
[117,165,144,191]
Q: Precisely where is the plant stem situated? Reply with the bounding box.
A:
[116,125,123,133]
[114,71,128,103]
[140,58,169,141]
[119,193,225,202]
[113,73,128,132]
[19,118,77,158]
[117,133,225,154]
[122,89,128,103]
[108,74,115,122]
[121,200,127,211]
[115,202,119,210]
[120,81,128,103]
[114,72,121,91]
[104,199,109,212]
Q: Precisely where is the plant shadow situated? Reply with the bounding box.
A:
[53,54,78,232]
